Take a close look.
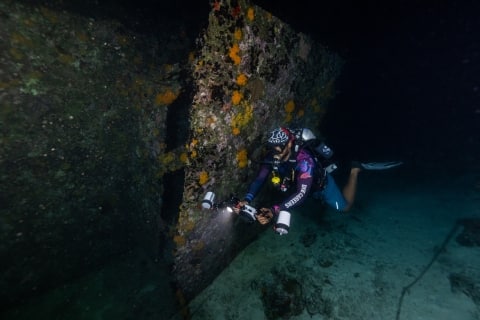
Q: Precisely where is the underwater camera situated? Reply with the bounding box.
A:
[201,191,292,233]
[201,192,257,223]
[227,196,258,223]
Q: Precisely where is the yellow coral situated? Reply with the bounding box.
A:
[76,32,89,42]
[236,73,248,86]
[159,152,175,165]
[285,100,295,113]
[11,32,33,48]
[133,55,143,65]
[285,113,293,123]
[244,103,254,124]
[199,171,209,185]
[192,240,205,252]
[231,102,253,129]
[236,149,248,168]
[232,127,240,135]
[228,43,241,65]
[58,53,75,64]
[189,138,198,149]
[179,218,196,233]
[247,8,255,21]
[9,48,23,60]
[234,28,242,41]
[188,51,195,63]
[40,6,59,23]
[173,235,186,247]
[206,115,217,128]
[232,90,243,105]
[194,59,204,72]
[155,89,179,105]
[180,152,188,163]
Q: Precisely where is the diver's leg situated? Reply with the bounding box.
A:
[341,167,361,211]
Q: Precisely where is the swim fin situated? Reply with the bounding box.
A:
[352,161,403,170]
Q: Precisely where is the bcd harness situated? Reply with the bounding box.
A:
[270,128,336,192]
[270,154,330,193]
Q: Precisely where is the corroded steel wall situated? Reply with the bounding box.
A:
[0,0,188,308]
[0,0,343,311]
[173,0,343,301]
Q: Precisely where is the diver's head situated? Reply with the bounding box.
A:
[267,127,294,162]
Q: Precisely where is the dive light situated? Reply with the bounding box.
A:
[275,210,291,235]
[201,191,291,233]
[201,191,216,209]
[201,192,257,223]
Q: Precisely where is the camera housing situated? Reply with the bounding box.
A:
[238,203,257,223]
[201,192,292,234]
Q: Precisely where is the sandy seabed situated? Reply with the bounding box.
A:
[2,166,479,320]
[188,168,480,320]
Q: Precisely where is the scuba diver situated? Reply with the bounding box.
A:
[233,127,402,228]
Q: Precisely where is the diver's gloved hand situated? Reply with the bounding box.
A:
[256,208,274,225]
[232,200,249,215]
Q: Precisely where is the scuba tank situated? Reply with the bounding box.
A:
[291,128,337,188]
[268,128,336,192]
[292,128,334,161]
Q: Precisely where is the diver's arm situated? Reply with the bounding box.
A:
[278,172,313,212]
[244,164,271,203]
[257,172,313,225]
[276,155,315,213]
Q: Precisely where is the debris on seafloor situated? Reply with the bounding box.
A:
[456,218,480,247]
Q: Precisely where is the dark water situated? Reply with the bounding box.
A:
[251,0,480,172]
[322,0,480,168]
